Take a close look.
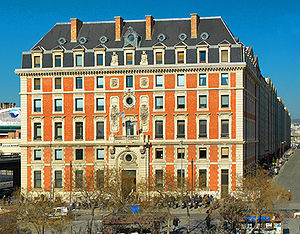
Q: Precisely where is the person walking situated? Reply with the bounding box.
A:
[173,216,180,231]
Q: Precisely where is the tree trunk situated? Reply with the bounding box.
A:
[88,205,95,234]
[187,205,190,233]
[167,207,171,234]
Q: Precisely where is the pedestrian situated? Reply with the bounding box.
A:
[173,216,180,231]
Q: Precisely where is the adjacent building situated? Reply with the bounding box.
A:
[15,14,291,198]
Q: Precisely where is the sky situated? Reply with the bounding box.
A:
[1,0,300,118]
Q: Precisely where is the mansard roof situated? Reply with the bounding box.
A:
[29,16,238,51]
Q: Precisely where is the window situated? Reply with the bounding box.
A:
[155,120,163,139]
[221,120,229,138]
[126,53,133,65]
[75,170,83,188]
[76,77,83,89]
[97,149,104,160]
[97,76,104,88]
[55,149,62,160]
[199,95,207,109]
[155,148,163,159]
[177,120,185,138]
[221,95,229,108]
[221,73,229,85]
[96,54,104,66]
[199,74,206,86]
[75,122,83,140]
[155,75,163,87]
[54,99,63,112]
[199,120,207,138]
[125,121,134,136]
[126,75,133,88]
[177,74,185,87]
[54,122,62,140]
[54,171,62,188]
[155,170,163,188]
[55,55,62,67]
[155,96,163,109]
[34,78,41,90]
[221,169,229,198]
[75,149,83,160]
[34,123,41,140]
[199,51,206,63]
[156,52,163,64]
[221,147,229,159]
[76,54,83,66]
[55,78,62,89]
[96,98,105,111]
[34,171,41,188]
[34,150,41,160]
[221,50,229,63]
[177,51,184,64]
[96,121,104,139]
[34,99,42,112]
[75,98,83,111]
[177,96,185,109]
[177,169,185,187]
[96,170,104,188]
[34,56,41,68]
[177,148,185,159]
[199,169,207,188]
[199,148,207,159]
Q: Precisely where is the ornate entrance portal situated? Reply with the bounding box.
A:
[121,170,136,198]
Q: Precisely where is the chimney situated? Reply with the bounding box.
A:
[145,15,154,40]
[115,16,124,41]
[190,13,199,38]
[70,18,82,42]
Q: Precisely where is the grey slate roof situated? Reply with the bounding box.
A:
[29,17,237,51]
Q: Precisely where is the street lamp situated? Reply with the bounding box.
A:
[180,140,183,197]
[191,159,194,196]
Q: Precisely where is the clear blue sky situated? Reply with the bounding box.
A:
[1,0,300,118]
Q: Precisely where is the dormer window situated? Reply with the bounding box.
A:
[156,52,163,64]
[34,56,41,68]
[54,55,62,67]
[221,50,229,63]
[76,54,83,66]
[177,51,185,64]
[199,51,206,63]
[126,52,133,65]
[96,54,104,66]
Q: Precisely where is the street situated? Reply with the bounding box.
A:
[275,149,300,233]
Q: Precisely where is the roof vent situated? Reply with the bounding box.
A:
[157,34,166,42]
[178,33,187,41]
[200,32,209,40]
[58,37,67,45]
[79,37,87,44]
[99,36,108,44]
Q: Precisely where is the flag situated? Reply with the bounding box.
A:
[119,111,125,117]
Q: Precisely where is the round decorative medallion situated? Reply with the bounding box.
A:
[99,36,108,43]
[200,32,209,40]
[125,154,133,162]
[58,37,66,45]
[178,33,187,41]
[79,37,87,44]
[157,33,166,42]
[123,93,136,109]
[128,34,135,42]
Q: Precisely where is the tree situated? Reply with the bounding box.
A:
[4,190,71,234]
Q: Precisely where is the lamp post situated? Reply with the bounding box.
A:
[191,159,194,196]
[69,162,72,204]
[180,140,183,197]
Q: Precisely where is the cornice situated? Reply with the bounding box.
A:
[15,63,246,77]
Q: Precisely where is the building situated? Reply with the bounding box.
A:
[15,14,291,198]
